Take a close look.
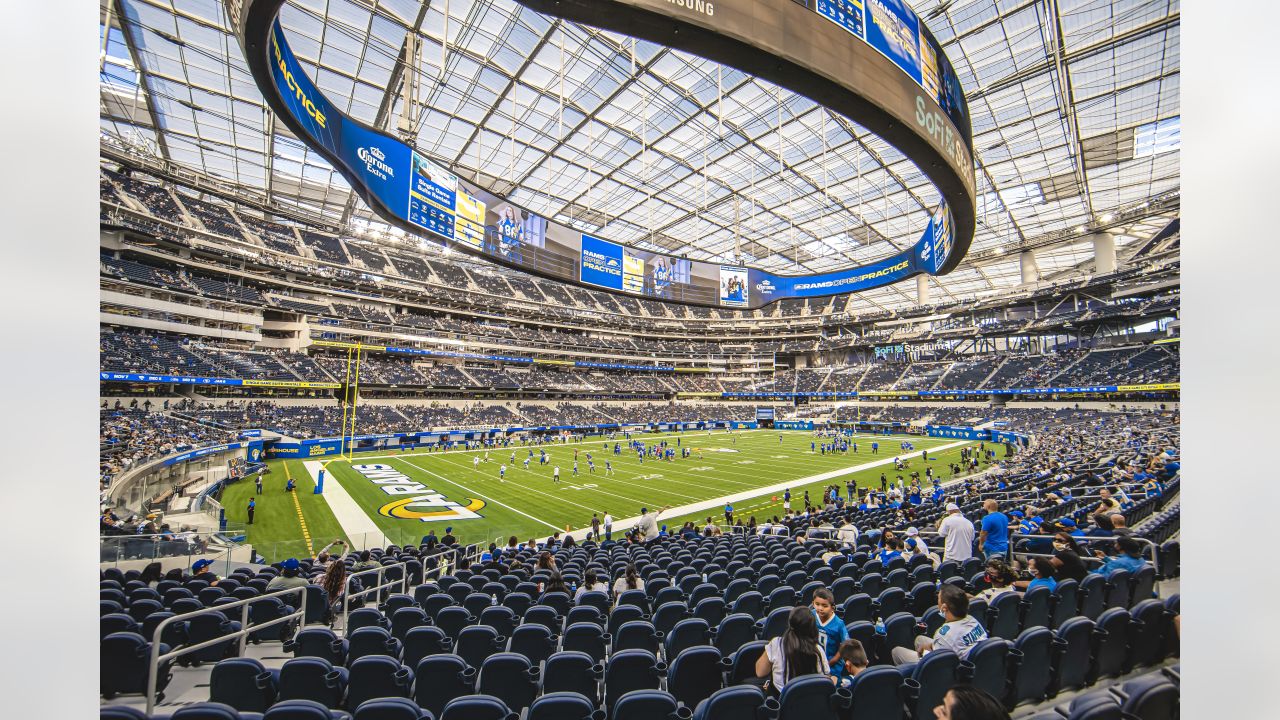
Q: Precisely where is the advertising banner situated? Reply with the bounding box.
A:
[580,234,625,290]
[865,0,922,83]
[719,267,750,306]
[925,425,986,441]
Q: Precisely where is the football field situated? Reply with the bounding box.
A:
[220,429,1006,561]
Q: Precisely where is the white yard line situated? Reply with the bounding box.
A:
[559,440,972,541]
[302,461,383,540]
[393,457,564,532]
[430,453,696,513]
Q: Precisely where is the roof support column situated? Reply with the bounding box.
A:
[916,274,931,306]
[1092,231,1116,274]
[1020,249,1039,284]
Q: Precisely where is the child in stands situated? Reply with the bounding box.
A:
[812,588,848,668]
[830,638,870,688]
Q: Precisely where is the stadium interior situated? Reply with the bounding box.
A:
[96,1,1181,719]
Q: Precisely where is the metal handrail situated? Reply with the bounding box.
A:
[145,586,307,714]
[1008,531,1162,577]
[341,561,409,635]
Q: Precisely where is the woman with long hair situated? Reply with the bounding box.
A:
[611,563,643,598]
[320,560,354,622]
[542,571,568,597]
[575,568,608,600]
[755,606,831,694]
[139,562,164,588]
[536,550,555,572]
[1049,531,1088,582]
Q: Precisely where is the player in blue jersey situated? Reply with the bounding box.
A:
[605,460,614,476]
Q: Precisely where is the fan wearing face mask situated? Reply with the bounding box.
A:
[1048,532,1088,582]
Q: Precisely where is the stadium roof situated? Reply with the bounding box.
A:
[99,0,1180,311]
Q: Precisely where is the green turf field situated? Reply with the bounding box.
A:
[220,429,1007,561]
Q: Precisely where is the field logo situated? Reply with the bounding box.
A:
[352,464,485,522]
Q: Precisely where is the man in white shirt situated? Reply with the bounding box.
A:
[936,503,975,563]
[892,585,988,667]
[602,511,613,541]
[635,506,669,541]
[837,520,859,546]
[904,526,930,557]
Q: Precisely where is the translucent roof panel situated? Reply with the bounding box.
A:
[101,0,1180,310]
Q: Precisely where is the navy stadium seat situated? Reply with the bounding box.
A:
[278,657,349,708]
[345,656,413,710]
[209,657,279,712]
[413,654,475,716]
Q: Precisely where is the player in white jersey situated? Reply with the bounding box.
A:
[473,456,480,470]
[499,465,506,481]
[553,466,561,482]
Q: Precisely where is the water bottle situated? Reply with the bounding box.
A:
[874,617,885,634]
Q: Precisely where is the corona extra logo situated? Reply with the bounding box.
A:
[352,464,485,522]
[357,146,394,181]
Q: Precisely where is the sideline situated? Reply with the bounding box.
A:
[302,460,383,542]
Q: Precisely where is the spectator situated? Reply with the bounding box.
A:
[316,539,347,558]
[441,527,457,546]
[879,537,904,565]
[1014,557,1057,592]
[536,551,556,572]
[978,499,1009,560]
[932,685,1011,720]
[975,559,1018,602]
[1094,487,1122,516]
[1090,535,1149,577]
[320,561,354,619]
[811,588,848,667]
[892,585,988,666]
[612,563,644,598]
[542,572,568,596]
[1085,513,1115,537]
[904,536,939,568]
[1049,532,1089,582]
[831,638,869,688]
[755,606,831,695]
[937,503,975,562]
[1110,513,1134,537]
[352,550,378,572]
[266,558,309,591]
[139,562,163,588]
[191,558,219,586]
[636,506,670,541]
[574,568,608,600]
[904,526,931,556]
[896,584,983,666]
[837,519,859,546]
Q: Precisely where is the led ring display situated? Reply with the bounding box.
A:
[228,0,974,308]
